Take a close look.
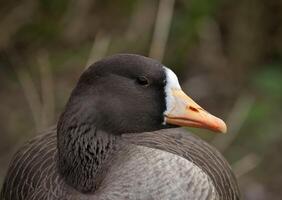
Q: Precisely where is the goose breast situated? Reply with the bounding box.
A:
[96,145,218,200]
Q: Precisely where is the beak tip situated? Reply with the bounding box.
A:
[217,119,227,134]
[221,126,227,134]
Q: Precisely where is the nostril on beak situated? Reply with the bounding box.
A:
[187,106,199,112]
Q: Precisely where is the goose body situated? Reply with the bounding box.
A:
[1,54,240,200]
[1,128,238,200]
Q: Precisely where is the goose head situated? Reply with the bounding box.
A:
[62,54,226,135]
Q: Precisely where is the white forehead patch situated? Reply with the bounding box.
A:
[163,67,181,124]
[164,67,181,90]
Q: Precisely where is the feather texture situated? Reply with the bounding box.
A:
[1,127,239,200]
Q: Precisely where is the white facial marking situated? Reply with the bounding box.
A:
[163,67,181,124]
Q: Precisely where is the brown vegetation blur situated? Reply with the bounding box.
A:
[0,0,281,199]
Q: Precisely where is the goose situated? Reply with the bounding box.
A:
[0,54,240,200]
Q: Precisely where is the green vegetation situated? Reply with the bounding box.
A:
[0,0,281,199]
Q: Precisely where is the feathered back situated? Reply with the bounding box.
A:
[122,128,240,200]
[1,128,240,200]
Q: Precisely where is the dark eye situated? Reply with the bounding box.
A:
[136,76,150,86]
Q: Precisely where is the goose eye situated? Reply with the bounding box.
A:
[136,76,150,86]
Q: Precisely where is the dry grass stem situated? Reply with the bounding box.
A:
[85,31,111,68]
[212,94,255,152]
[15,69,42,131]
[149,0,175,61]
[232,153,261,178]
[38,51,55,128]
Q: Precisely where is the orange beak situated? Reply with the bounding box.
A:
[164,89,227,133]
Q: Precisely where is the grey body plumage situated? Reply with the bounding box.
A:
[1,128,239,200]
[0,54,240,200]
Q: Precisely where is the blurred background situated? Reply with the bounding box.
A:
[0,0,281,199]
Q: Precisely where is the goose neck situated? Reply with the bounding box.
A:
[57,122,119,193]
